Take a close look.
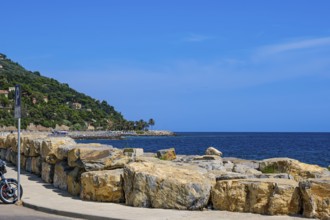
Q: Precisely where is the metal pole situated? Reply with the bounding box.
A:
[17,118,21,202]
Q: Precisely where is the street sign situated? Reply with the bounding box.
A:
[14,84,22,203]
[14,85,21,119]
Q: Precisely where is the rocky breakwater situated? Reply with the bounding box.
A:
[68,130,175,140]
[0,133,131,201]
[1,135,330,219]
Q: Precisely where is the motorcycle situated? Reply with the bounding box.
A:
[0,160,23,204]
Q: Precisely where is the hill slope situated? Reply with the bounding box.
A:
[0,53,151,130]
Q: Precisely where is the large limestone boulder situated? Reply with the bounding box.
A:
[23,138,44,157]
[5,148,12,161]
[10,134,47,154]
[67,167,85,196]
[0,136,7,148]
[41,162,55,183]
[212,178,301,215]
[259,158,329,181]
[4,134,17,149]
[124,161,212,210]
[8,152,26,168]
[0,149,6,160]
[25,157,42,175]
[68,145,129,171]
[205,146,222,157]
[9,149,17,165]
[299,178,330,219]
[81,169,124,203]
[68,144,110,168]
[9,136,24,154]
[53,161,73,190]
[41,137,76,164]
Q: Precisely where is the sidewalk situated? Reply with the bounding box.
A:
[6,164,305,220]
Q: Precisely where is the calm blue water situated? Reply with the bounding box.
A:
[76,132,330,167]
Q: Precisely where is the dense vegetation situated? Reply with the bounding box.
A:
[0,53,154,130]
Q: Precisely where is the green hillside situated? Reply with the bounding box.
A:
[0,53,152,130]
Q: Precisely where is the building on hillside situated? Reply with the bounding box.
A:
[72,102,82,110]
[43,96,48,103]
[32,97,37,104]
[8,87,15,92]
[0,90,9,98]
[87,124,95,131]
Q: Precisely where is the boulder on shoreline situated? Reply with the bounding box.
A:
[212,178,301,215]
[205,146,222,157]
[123,161,212,210]
[41,137,76,164]
[299,177,330,219]
[259,158,330,181]
[67,144,130,171]
[81,169,124,203]
[156,148,176,160]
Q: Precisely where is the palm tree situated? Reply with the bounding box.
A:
[148,118,155,130]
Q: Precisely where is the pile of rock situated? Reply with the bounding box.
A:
[0,134,132,201]
[1,135,329,219]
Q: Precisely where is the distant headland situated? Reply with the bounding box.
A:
[0,53,156,132]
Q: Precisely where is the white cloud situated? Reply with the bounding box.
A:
[256,37,330,57]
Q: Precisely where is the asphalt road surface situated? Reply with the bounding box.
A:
[0,204,79,220]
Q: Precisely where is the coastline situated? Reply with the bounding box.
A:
[67,130,175,140]
[1,133,329,219]
[0,130,175,140]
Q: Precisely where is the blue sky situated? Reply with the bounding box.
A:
[1,1,330,131]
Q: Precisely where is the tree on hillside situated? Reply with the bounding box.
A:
[0,54,153,131]
[148,118,155,130]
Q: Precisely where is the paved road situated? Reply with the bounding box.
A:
[0,204,79,220]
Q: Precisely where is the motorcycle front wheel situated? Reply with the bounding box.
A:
[0,179,23,204]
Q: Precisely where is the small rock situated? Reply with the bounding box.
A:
[223,161,234,172]
[233,164,262,175]
[123,148,144,157]
[157,148,176,160]
[205,147,222,157]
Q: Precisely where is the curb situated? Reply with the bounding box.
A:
[22,201,122,220]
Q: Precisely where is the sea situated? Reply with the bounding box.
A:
[76,132,330,168]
